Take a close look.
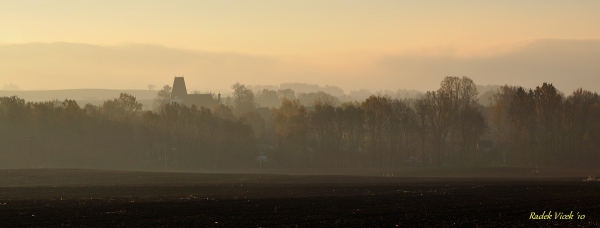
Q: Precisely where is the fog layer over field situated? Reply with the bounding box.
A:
[2,75,600,173]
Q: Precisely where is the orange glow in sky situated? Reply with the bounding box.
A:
[1,1,600,92]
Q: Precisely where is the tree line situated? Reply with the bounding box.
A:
[266,76,486,168]
[489,83,600,167]
[0,94,256,170]
[1,76,599,170]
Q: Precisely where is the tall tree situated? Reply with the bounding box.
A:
[488,85,518,161]
[437,76,481,165]
[102,93,143,121]
[153,85,172,111]
[509,87,536,165]
[533,83,564,165]
[271,99,308,166]
[255,89,280,108]
[563,89,600,165]
[339,102,365,167]
[232,82,257,116]
[277,89,296,100]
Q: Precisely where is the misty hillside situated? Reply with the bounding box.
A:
[0,89,157,110]
[0,89,157,101]
[0,82,502,110]
[2,76,597,170]
[250,83,501,106]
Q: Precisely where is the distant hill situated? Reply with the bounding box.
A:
[0,89,157,110]
[0,85,527,109]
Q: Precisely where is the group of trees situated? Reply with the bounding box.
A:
[268,76,486,167]
[489,83,600,167]
[254,88,340,109]
[2,76,600,170]
[0,93,256,170]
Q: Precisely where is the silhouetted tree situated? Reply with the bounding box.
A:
[102,93,143,122]
[255,89,280,108]
[533,83,564,165]
[212,104,237,122]
[277,89,296,100]
[271,99,308,166]
[153,85,172,111]
[232,82,256,116]
[509,87,537,165]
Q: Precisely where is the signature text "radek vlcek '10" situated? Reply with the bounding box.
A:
[530,211,585,220]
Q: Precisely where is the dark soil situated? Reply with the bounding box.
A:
[0,169,599,227]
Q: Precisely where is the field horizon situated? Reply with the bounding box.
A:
[1,167,599,188]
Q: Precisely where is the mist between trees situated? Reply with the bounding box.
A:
[1,76,599,170]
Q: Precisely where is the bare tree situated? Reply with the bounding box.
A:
[232,82,257,116]
[153,85,172,111]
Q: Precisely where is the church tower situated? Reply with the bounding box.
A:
[169,76,220,108]
[171,77,187,100]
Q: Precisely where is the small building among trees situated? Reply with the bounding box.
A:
[170,77,221,108]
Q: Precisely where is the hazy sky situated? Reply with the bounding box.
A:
[1,1,600,93]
